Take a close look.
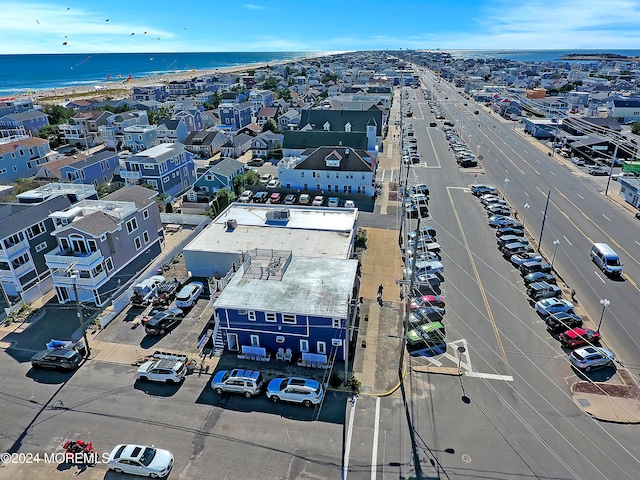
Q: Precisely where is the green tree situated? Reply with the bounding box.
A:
[632,122,640,135]
[147,106,173,125]
[262,77,278,89]
[320,72,338,84]
[203,91,222,110]
[276,88,292,101]
[37,124,63,148]
[95,104,133,114]
[211,188,234,216]
[261,118,280,134]
[42,105,73,125]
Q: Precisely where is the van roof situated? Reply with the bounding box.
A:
[593,243,618,256]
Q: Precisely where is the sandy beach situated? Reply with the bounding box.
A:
[29,53,333,104]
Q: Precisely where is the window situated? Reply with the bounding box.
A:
[332,338,343,347]
[250,335,260,347]
[332,318,341,328]
[134,237,141,250]
[126,218,138,234]
[60,238,69,250]
[163,177,169,183]
[100,234,107,241]
[35,241,48,253]
[265,312,276,322]
[87,239,98,252]
[317,341,326,355]
[282,314,296,324]
[105,258,114,272]
[143,231,149,243]
[248,311,256,321]
[142,209,149,220]
[27,221,46,239]
[300,339,309,352]
[143,163,154,169]
[275,336,285,343]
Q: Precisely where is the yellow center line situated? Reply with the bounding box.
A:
[447,188,511,374]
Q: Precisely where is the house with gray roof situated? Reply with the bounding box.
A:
[44,185,164,307]
[183,130,230,158]
[0,110,49,137]
[250,131,284,159]
[193,157,245,195]
[156,119,188,144]
[277,145,376,196]
[220,133,253,158]
[98,111,149,150]
[59,150,120,186]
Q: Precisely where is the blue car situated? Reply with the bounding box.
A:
[535,298,574,317]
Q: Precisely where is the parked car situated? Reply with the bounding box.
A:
[496,226,524,237]
[152,279,182,306]
[270,192,283,204]
[408,294,446,311]
[266,377,324,407]
[471,184,496,196]
[284,193,298,205]
[211,369,264,397]
[247,158,265,167]
[108,444,173,478]
[526,282,562,301]
[488,215,521,228]
[298,194,311,205]
[483,198,508,208]
[559,328,601,349]
[487,204,511,216]
[587,165,609,176]
[328,197,339,207]
[569,346,615,372]
[497,235,528,248]
[136,354,187,384]
[252,191,269,203]
[238,190,253,203]
[535,298,574,318]
[175,281,204,308]
[344,200,356,208]
[501,242,533,257]
[31,348,82,371]
[408,226,437,239]
[545,312,583,332]
[510,252,543,266]
[571,157,585,166]
[144,308,185,336]
[266,179,280,189]
[259,173,273,184]
[519,261,552,276]
[312,195,324,206]
[523,272,557,285]
[409,306,446,324]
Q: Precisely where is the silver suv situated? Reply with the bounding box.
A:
[266,377,324,407]
[211,369,264,398]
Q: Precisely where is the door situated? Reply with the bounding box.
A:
[227,333,238,351]
[317,341,326,355]
[250,335,260,347]
[300,339,309,352]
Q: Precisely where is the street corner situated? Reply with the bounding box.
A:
[570,376,640,424]
[412,365,462,376]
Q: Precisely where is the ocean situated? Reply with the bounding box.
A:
[0,51,320,95]
[3,49,640,96]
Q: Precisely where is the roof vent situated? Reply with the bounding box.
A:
[345,148,350,155]
[226,219,237,230]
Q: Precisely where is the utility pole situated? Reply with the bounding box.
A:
[71,272,91,357]
[537,190,551,253]
[604,143,619,198]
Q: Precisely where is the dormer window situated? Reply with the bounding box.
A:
[345,122,352,132]
[323,121,331,131]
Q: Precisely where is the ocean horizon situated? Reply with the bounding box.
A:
[3,49,640,96]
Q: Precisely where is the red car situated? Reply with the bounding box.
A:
[270,192,283,204]
[408,295,445,311]
[559,327,601,349]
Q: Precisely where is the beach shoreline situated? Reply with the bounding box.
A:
[23,52,339,104]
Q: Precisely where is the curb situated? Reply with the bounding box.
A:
[412,365,462,376]
[570,380,640,424]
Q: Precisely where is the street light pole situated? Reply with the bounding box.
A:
[503,178,509,201]
[597,299,610,332]
[551,240,560,268]
[523,203,530,230]
[71,272,91,357]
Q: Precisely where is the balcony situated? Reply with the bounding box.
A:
[52,269,108,288]
[44,247,103,269]
[120,170,143,180]
[2,239,29,257]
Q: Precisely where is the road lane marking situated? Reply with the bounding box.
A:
[550,171,556,176]
[563,236,572,246]
[602,214,611,222]
[342,395,357,480]
[594,271,606,283]
[371,397,380,480]
[635,240,640,246]
[466,372,514,381]
[577,193,584,199]
[524,190,529,196]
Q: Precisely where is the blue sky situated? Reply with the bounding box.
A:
[3,0,640,54]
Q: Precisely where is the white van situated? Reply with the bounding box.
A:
[590,243,622,276]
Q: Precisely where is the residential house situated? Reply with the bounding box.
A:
[0,136,54,182]
[256,107,278,127]
[282,130,368,155]
[156,119,188,144]
[219,102,252,132]
[0,99,35,117]
[609,98,640,123]
[65,99,100,111]
[98,111,150,151]
[0,110,49,137]
[173,106,203,132]
[123,124,159,153]
[201,110,220,129]
[167,79,195,97]
[34,155,84,182]
[120,143,196,198]
[44,185,164,306]
[183,130,230,158]
[250,131,284,159]
[193,157,245,195]
[277,146,376,196]
[59,110,110,148]
[59,150,120,186]
[297,108,383,152]
[220,133,253,158]
[0,183,97,303]
[132,84,168,102]
[249,89,275,116]
[278,110,301,130]
[130,100,162,112]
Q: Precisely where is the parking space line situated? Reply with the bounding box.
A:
[371,397,381,480]
[342,395,357,480]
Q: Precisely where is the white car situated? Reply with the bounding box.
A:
[328,197,339,207]
[266,179,280,189]
[344,200,355,208]
[137,355,187,384]
[108,444,173,478]
[266,377,324,407]
[175,282,204,308]
[238,190,253,203]
[569,346,615,372]
[312,195,324,206]
[259,173,273,184]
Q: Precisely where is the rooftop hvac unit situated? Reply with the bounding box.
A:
[226,219,237,230]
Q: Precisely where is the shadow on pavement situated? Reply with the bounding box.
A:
[25,367,78,385]
[133,379,183,397]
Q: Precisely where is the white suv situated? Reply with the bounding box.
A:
[266,377,324,407]
[211,369,264,398]
[136,354,187,384]
[175,282,204,308]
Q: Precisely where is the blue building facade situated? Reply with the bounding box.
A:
[59,150,120,186]
[219,102,252,131]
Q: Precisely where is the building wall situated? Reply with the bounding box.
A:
[277,168,375,195]
[0,142,52,182]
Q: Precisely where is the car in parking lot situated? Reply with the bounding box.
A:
[488,215,522,228]
[483,198,508,209]
[510,252,543,266]
[500,242,533,257]
[269,192,283,204]
[545,312,583,332]
[252,191,269,203]
[31,348,82,371]
[409,306,446,325]
[136,354,187,384]
[486,204,511,216]
[266,377,324,407]
[587,165,609,176]
[526,282,562,301]
[535,298,574,318]
[559,328,601,349]
[344,200,355,208]
[175,281,204,308]
[327,197,339,207]
[247,158,266,167]
[406,203,429,218]
[108,444,174,478]
[496,226,524,237]
[238,190,253,203]
[211,368,264,397]
[408,294,445,311]
[298,193,311,205]
[312,195,324,206]
[519,261,552,276]
[259,173,273,184]
[144,308,185,335]
[497,235,528,248]
[523,271,557,285]
[284,193,298,204]
[569,346,615,372]
[471,184,496,196]
[266,179,280,189]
